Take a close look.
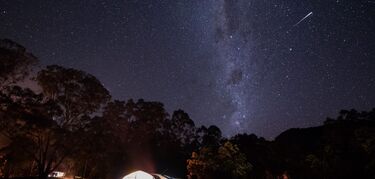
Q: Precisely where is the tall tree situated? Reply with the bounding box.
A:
[171,109,196,146]
[0,86,76,179]
[78,100,130,179]
[0,39,37,88]
[199,125,222,147]
[187,141,251,179]
[36,65,111,129]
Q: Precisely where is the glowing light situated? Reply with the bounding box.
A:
[293,12,313,27]
[122,170,154,179]
[48,171,65,178]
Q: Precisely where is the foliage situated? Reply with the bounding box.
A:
[0,86,77,179]
[217,141,252,177]
[1,40,375,179]
[36,65,111,129]
[0,39,37,88]
[187,141,251,179]
[187,148,218,179]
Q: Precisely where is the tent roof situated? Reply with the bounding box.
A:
[122,170,154,179]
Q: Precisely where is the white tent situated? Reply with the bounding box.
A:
[122,170,154,179]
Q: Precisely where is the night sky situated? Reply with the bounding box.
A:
[1,0,374,138]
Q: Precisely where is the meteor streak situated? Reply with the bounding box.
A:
[293,12,313,27]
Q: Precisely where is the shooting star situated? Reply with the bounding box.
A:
[293,12,313,27]
[287,11,313,33]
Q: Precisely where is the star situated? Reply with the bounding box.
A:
[1,0,374,138]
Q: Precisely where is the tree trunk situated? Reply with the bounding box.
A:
[3,160,11,179]
[38,168,49,179]
[38,173,48,179]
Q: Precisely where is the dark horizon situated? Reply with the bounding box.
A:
[1,0,374,139]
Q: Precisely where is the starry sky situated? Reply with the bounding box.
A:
[1,0,375,138]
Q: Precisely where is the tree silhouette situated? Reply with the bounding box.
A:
[0,86,77,179]
[1,39,375,179]
[0,39,37,89]
[36,65,111,129]
[187,141,251,179]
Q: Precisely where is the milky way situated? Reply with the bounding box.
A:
[1,0,374,138]
[212,0,256,134]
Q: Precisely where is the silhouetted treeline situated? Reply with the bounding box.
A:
[1,39,375,179]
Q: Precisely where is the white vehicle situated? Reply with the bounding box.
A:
[48,171,66,178]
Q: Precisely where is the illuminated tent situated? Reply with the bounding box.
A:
[122,170,154,179]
